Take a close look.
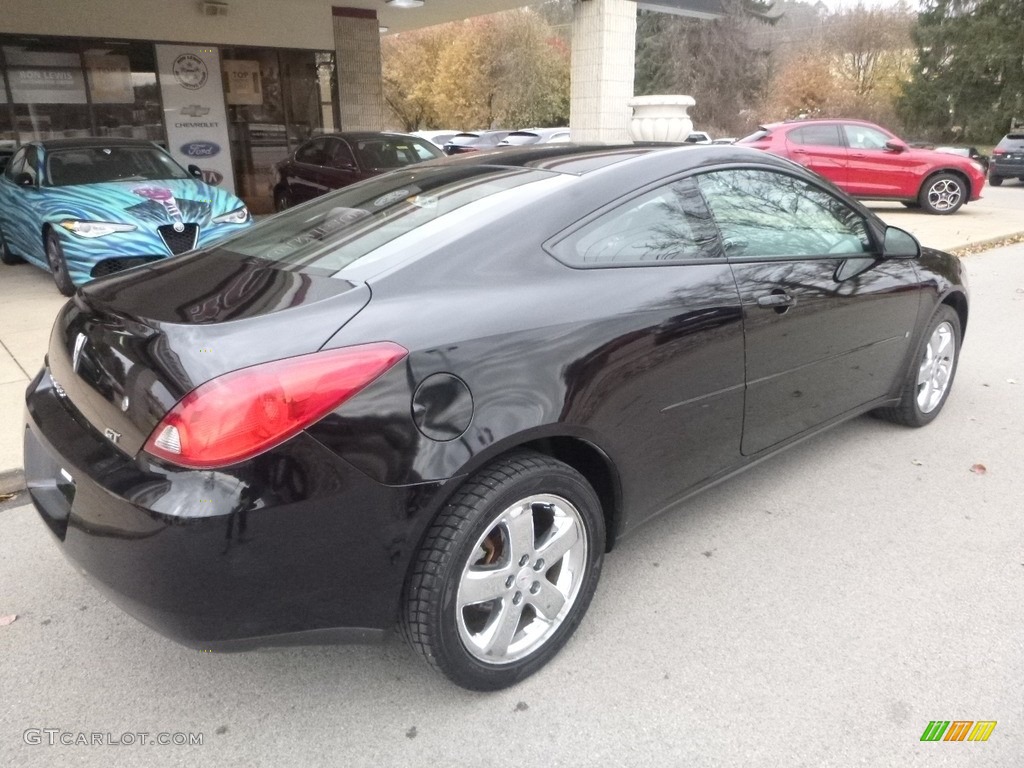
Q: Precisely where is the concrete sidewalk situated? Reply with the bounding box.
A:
[1,182,1022,491]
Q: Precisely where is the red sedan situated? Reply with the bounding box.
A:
[738,119,986,214]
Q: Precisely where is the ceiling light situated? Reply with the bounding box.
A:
[386,0,424,8]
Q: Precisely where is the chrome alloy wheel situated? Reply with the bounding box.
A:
[917,321,955,413]
[925,178,963,212]
[456,494,588,665]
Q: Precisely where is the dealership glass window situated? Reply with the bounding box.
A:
[221,48,337,213]
[0,36,165,146]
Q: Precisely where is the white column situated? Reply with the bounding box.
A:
[333,8,385,131]
[570,0,637,144]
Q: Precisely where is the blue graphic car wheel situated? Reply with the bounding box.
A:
[45,231,75,297]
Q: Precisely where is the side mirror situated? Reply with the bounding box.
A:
[187,164,203,179]
[883,226,920,259]
[884,140,908,153]
[14,172,33,187]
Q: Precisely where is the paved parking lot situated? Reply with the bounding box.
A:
[1,190,1022,767]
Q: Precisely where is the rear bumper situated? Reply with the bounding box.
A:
[25,367,447,648]
[989,159,1024,178]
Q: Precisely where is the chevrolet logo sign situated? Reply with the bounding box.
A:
[181,104,211,118]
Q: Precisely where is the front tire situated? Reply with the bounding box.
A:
[988,175,1003,187]
[875,305,961,427]
[402,451,605,691]
[919,173,966,215]
[45,230,76,296]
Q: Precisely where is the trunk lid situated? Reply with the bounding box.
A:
[48,251,371,458]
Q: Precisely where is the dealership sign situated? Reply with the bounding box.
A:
[156,45,235,194]
[180,141,221,158]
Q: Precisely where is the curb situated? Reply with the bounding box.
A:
[0,467,25,495]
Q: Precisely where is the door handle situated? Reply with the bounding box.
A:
[756,292,797,309]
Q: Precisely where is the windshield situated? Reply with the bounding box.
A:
[45,146,190,186]
[220,164,567,275]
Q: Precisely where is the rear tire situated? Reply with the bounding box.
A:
[45,230,76,296]
[919,173,966,215]
[0,226,24,265]
[401,450,605,691]
[875,305,961,427]
[988,175,1003,187]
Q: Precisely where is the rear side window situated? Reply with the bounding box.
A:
[295,138,327,165]
[551,178,720,266]
[788,125,842,147]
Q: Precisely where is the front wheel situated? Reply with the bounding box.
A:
[45,230,76,296]
[875,305,961,427]
[919,173,966,215]
[988,175,1003,187]
[402,451,605,690]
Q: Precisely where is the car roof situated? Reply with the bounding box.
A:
[30,137,164,151]
[315,131,425,141]
[428,142,800,177]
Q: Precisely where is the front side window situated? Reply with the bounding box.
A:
[552,178,720,266]
[843,125,890,150]
[696,169,872,259]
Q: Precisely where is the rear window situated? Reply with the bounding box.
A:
[996,134,1024,150]
[216,165,567,274]
[500,132,541,146]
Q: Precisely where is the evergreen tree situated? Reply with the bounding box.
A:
[899,0,1024,142]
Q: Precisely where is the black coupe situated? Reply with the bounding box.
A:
[25,144,967,690]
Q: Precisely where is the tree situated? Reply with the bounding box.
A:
[382,9,570,131]
[759,3,915,128]
[899,0,1024,142]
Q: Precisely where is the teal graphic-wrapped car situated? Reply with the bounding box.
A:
[0,138,251,295]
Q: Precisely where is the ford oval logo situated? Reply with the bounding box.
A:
[201,169,224,186]
[181,141,220,158]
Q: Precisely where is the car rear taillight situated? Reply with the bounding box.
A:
[992,149,1006,155]
[143,342,407,469]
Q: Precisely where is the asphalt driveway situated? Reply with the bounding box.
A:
[1,240,1021,766]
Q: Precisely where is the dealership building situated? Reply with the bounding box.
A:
[1,0,715,212]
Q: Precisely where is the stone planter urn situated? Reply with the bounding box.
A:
[627,95,696,143]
